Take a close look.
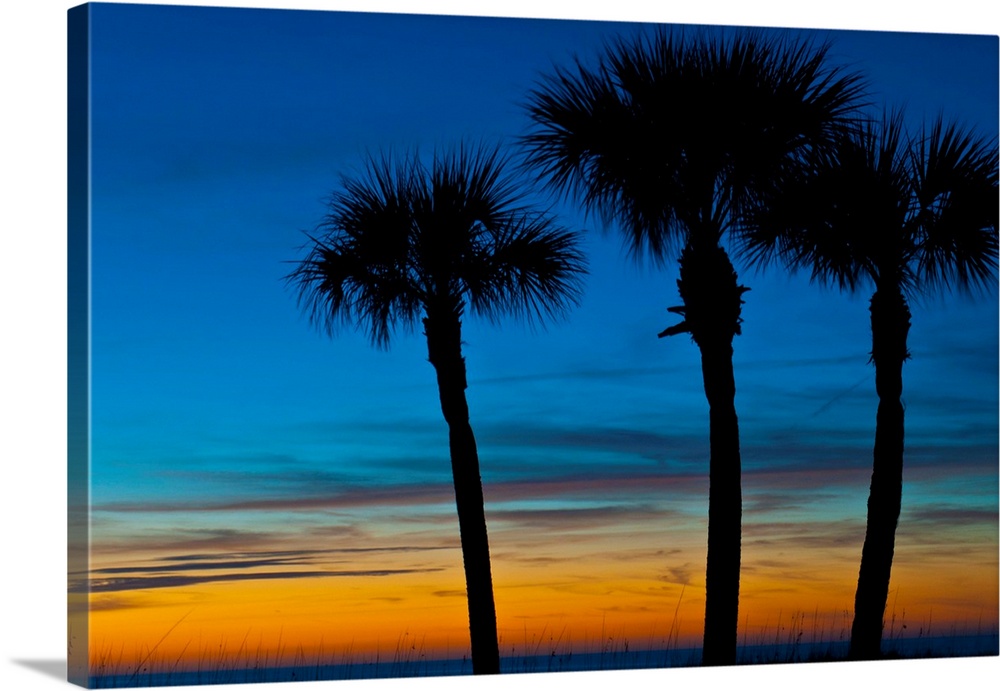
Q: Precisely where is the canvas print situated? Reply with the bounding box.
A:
[67,2,999,688]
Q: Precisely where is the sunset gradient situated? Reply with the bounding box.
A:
[70,2,998,680]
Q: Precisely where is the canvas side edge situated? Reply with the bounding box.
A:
[67,4,92,688]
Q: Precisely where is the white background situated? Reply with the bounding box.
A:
[1,1,997,690]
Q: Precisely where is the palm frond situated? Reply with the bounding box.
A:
[466,211,587,325]
[738,109,917,293]
[417,144,587,324]
[521,46,689,263]
[286,152,423,348]
[911,117,999,295]
[723,37,869,217]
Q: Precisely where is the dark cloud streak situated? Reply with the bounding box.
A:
[81,567,445,593]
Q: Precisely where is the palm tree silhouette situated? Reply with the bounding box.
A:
[521,29,865,665]
[287,144,585,675]
[741,111,998,659]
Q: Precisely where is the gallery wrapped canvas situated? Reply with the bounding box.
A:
[67,2,998,688]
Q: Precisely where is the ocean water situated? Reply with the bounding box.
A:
[89,632,999,688]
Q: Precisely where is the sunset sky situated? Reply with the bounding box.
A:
[74,2,998,673]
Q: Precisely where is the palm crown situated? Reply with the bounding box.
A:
[522,29,867,259]
[741,111,998,296]
[290,144,585,346]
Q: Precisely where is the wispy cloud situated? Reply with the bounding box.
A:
[480,424,708,467]
[93,469,709,516]
[660,564,695,586]
[469,354,866,388]
[95,482,455,514]
[92,556,315,574]
[161,546,452,562]
[431,589,466,598]
[743,491,835,515]
[470,364,689,386]
[903,505,999,527]
[742,518,864,551]
[81,567,445,593]
[488,505,685,533]
[81,543,457,596]
[87,595,157,612]
[90,528,282,556]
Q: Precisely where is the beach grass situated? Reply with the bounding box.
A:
[86,608,999,688]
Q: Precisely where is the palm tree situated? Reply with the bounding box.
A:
[740,111,998,659]
[288,144,586,674]
[521,29,865,665]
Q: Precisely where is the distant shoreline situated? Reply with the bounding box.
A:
[89,632,999,688]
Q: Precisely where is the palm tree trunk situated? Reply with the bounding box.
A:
[700,337,743,667]
[849,287,911,660]
[662,238,747,666]
[423,311,501,675]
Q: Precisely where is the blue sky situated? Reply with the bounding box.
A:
[72,0,999,670]
[85,2,997,505]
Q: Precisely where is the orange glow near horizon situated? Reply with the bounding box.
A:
[87,515,999,674]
